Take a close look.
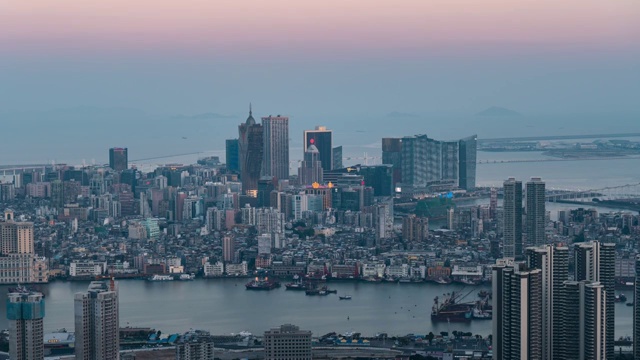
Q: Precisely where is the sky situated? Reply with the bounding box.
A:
[0,0,639,164]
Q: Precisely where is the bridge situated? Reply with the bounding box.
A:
[545,183,640,203]
[478,132,640,144]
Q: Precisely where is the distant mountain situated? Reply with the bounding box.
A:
[386,111,418,118]
[476,106,521,117]
[172,112,235,120]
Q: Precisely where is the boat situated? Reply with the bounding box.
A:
[326,289,338,294]
[306,286,331,296]
[431,290,475,323]
[339,295,352,300]
[627,302,634,307]
[179,273,195,281]
[435,277,452,285]
[285,275,308,291]
[471,308,492,320]
[148,274,174,281]
[245,275,280,290]
[616,294,627,303]
[398,278,412,283]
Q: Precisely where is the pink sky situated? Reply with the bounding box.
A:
[2,0,638,56]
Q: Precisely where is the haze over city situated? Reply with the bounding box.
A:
[1,0,639,165]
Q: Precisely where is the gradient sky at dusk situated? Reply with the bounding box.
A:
[1,1,639,125]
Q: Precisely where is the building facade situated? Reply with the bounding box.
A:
[264,324,312,360]
[109,148,128,172]
[526,177,546,248]
[382,138,402,187]
[176,330,215,360]
[262,115,290,181]
[303,126,332,171]
[225,139,240,173]
[503,178,523,259]
[634,255,640,359]
[7,292,45,360]
[74,281,120,360]
[298,144,323,186]
[458,135,477,190]
[238,107,264,196]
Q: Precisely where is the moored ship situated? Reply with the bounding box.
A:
[245,274,280,290]
[285,274,308,290]
[431,290,474,322]
[148,274,174,282]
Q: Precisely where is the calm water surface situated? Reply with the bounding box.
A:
[0,280,633,338]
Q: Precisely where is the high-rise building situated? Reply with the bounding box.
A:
[263,324,312,360]
[400,135,459,188]
[1,210,34,255]
[176,330,215,360]
[526,245,568,360]
[109,148,128,172]
[7,291,45,360]
[359,165,393,197]
[489,187,498,219]
[50,180,64,209]
[332,146,343,170]
[238,106,264,196]
[458,135,477,190]
[634,255,640,359]
[562,281,607,360]
[225,139,240,173]
[382,138,402,186]
[574,241,615,360]
[74,280,120,360]
[223,236,235,263]
[402,215,428,242]
[526,177,546,248]
[303,126,332,171]
[298,144,323,186]
[503,178,523,259]
[492,260,542,360]
[262,115,290,181]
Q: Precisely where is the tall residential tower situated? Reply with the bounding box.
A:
[7,291,45,360]
[503,178,523,259]
[526,177,546,247]
[74,280,120,360]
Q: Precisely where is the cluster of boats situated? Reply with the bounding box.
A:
[430,289,492,322]
[246,274,352,299]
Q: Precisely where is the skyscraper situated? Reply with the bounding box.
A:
[526,177,546,247]
[7,291,45,360]
[332,146,343,170]
[74,280,120,360]
[298,144,323,186]
[492,260,542,360]
[574,241,615,360]
[562,281,607,360]
[262,115,289,181]
[382,138,402,186]
[458,135,477,190]
[109,147,128,172]
[634,255,640,359]
[303,126,332,171]
[526,245,568,360]
[400,135,459,188]
[238,106,263,196]
[503,178,523,259]
[225,139,240,173]
[359,165,393,196]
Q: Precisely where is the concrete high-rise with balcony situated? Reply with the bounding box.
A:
[574,241,615,360]
[526,245,568,360]
[262,115,289,182]
[264,324,312,360]
[7,291,45,360]
[238,106,264,196]
[562,280,607,360]
[303,126,333,171]
[109,148,128,172]
[503,178,523,259]
[526,177,546,247]
[634,255,640,360]
[298,144,323,186]
[74,280,120,360]
[492,260,542,360]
